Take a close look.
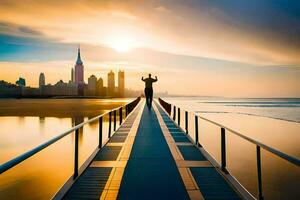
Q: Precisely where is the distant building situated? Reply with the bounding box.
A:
[39,73,45,88]
[16,77,26,87]
[118,70,125,97]
[0,80,21,97]
[21,87,40,96]
[103,86,107,96]
[74,46,84,95]
[88,75,97,96]
[75,47,84,83]
[71,68,75,82]
[41,80,77,96]
[125,88,143,97]
[107,70,115,97]
[97,78,105,96]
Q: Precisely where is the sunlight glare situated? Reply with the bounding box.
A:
[109,34,136,53]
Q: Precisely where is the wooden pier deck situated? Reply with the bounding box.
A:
[61,100,242,200]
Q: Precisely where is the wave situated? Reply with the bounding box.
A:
[201,101,300,104]
[199,101,300,107]
[225,104,300,108]
[195,110,300,124]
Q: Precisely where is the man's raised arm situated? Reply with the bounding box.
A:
[154,76,158,82]
[141,77,145,81]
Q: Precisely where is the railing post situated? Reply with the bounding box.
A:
[108,112,112,138]
[221,127,228,173]
[178,107,180,126]
[113,110,117,131]
[125,105,128,117]
[257,146,264,200]
[99,117,103,148]
[74,129,79,179]
[119,107,123,125]
[185,111,188,134]
[195,115,200,146]
[173,106,176,121]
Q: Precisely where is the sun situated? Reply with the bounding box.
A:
[108,34,136,53]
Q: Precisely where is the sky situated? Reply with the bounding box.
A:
[0,0,300,97]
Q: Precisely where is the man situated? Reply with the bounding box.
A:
[141,74,158,109]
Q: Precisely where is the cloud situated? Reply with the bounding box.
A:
[0,21,43,38]
[110,10,138,20]
[155,6,171,13]
[0,27,74,62]
[0,0,300,66]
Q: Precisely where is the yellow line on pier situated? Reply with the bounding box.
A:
[99,101,144,200]
[153,103,205,200]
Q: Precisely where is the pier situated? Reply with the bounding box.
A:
[0,98,299,200]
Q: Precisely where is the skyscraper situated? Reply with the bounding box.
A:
[71,68,75,82]
[75,46,84,83]
[107,70,115,97]
[39,73,45,88]
[88,75,97,96]
[97,78,104,96]
[118,70,125,97]
[74,46,84,95]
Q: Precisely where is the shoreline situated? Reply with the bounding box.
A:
[0,98,131,118]
[0,96,136,99]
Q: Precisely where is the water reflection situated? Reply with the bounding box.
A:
[0,99,129,200]
[39,117,45,134]
[18,116,25,125]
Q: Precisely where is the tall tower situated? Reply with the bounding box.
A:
[74,46,84,95]
[75,46,84,84]
[39,73,45,88]
[107,70,115,97]
[71,68,75,82]
[118,70,125,97]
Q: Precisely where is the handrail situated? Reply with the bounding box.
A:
[159,98,300,200]
[0,97,140,174]
[158,98,300,167]
[158,97,300,200]
[197,115,300,167]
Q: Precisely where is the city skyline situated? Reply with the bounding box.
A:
[0,47,128,97]
[4,47,127,90]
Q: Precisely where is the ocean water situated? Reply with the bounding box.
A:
[164,97,300,123]
[163,97,300,200]
[0,99,129,200]
[164,97,300,157]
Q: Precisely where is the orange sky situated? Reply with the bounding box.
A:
[0,0,300,97]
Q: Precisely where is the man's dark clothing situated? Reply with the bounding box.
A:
[144,88,153,108]
[142,77,157,108]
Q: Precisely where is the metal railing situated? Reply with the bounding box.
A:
[158,98,300,200]
[0,97,140,175]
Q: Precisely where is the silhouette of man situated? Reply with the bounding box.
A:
[142,74,158,109]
